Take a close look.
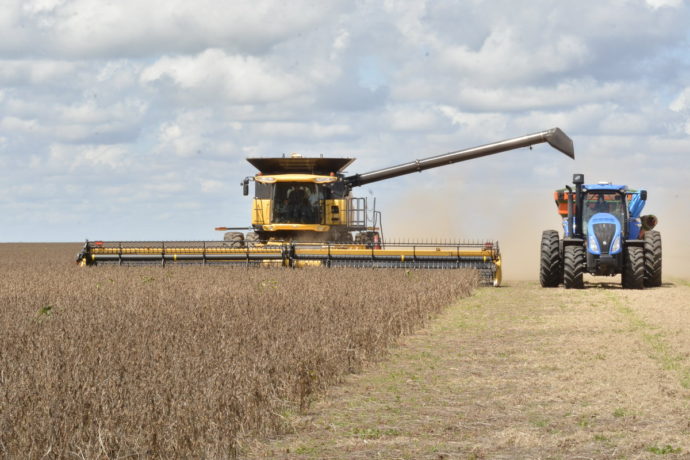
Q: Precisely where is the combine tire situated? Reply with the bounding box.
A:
[643,230,662,287]
[223,232,245,248]
[337,232,354,244]
[540,230,561,287]
[563,245,585,289]
[622,246,644,289]
[245,232,261,247]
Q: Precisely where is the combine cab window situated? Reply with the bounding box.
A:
[582,191,626,233]
[273,183,324,224]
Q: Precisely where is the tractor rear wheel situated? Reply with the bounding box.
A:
[622,246,644,289]
[224,232,245,248]
[563,245,585,289]
[643,230,662,287]
[540,230,561,287]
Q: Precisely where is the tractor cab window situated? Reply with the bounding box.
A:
[273,182,324,224]
[582,191,626,233]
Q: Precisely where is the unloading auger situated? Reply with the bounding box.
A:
[77,128,574,286]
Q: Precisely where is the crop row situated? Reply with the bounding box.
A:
[0,244,478,457]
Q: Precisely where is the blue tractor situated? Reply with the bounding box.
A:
[540,173,662,289]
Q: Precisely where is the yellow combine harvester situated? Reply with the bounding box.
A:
[77,128,574,286]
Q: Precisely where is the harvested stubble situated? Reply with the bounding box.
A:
[0,243,478,458]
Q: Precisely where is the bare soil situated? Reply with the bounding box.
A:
[246,279,690,459]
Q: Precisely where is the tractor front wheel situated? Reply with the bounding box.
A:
[622,246,644,289]
[643,230,662,287]
[540,230,561,287]
[563,245,585,289]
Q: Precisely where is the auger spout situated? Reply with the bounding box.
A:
[345,127,574,187]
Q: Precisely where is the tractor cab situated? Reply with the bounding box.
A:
[581,186,628,259]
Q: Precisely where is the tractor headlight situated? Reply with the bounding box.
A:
[610,235,621,254]
[588,234,600,254]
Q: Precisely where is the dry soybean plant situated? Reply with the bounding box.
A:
[0,243,478,458]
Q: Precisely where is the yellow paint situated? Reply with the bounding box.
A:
[255,174,336,184]
[493,255,502,287]
[251,199,271,225]
[253,197,346,228]
[261,224,331,232]
[293,260,324,267]
[87,245,497,259]
[260,260,284,267]
[324,198,347,225]
[81,242,502,286]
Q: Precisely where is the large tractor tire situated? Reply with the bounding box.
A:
[563,245,585,289]
[223,232,245,248]
[622,246,644,289]
[643,230,662,287]
[540,230,562,287]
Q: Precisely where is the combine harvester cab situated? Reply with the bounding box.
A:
[540,174,661,289]
[78,128,575,287]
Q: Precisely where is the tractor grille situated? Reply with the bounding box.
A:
[593,223,616,254]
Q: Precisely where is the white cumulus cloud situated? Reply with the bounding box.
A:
[141,49,310,104]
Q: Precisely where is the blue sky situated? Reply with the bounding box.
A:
[1,0,689,277]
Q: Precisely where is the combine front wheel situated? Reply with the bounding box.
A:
[643,230,662,287]
[245,232,262,247]
[563,245,585,289]
[622,246,644,289]
[224,232,245,248]
[540,230,561,287]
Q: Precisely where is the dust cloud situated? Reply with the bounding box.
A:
[380,176,689,281]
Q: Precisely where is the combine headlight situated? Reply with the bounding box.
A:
[588,234,600,254]
[610,235,621,254]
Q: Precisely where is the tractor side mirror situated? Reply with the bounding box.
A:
[640,190,647,201]
[572,173,584,185]
[242,178,250,196]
